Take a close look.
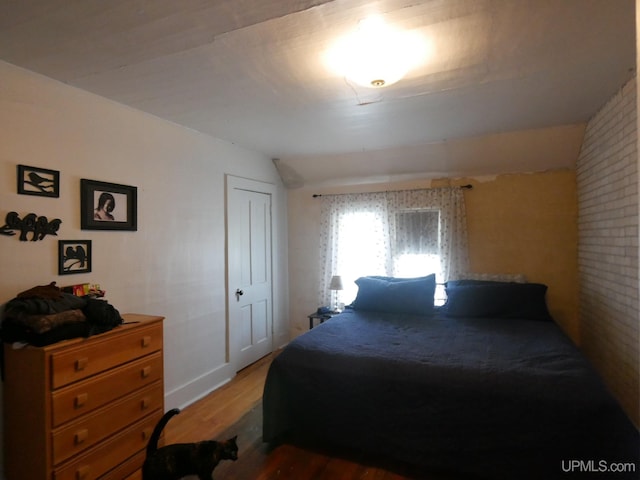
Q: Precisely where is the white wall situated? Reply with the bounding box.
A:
[0,60,289,473]
[576,77,638,426]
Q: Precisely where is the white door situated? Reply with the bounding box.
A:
[226,176,273,371]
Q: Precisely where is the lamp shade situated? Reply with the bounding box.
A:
[329,275,344,291]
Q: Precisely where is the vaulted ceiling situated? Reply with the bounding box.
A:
[1,0,635,186]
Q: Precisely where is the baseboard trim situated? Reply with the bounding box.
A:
[165,362,234,410]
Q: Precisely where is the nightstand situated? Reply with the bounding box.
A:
[307,311,339,329]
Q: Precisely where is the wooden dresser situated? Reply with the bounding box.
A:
[3,313,164,480]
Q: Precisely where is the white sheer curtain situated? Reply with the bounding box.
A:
[318,187,469,307]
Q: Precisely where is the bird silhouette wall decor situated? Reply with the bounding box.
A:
[17,165,60,198]
[58,240,92,274]
[0,211,62,241]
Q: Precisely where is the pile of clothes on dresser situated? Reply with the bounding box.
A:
[1,282,123,347]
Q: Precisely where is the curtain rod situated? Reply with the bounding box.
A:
[312,184,472,198]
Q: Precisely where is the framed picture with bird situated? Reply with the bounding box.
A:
[17,165,60,197]
[58,240,92,275]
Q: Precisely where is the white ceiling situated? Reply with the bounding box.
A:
[1,0,635,186]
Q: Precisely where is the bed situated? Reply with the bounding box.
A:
[263,276,639,479]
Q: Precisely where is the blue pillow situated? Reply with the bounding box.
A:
[445,279,521,288]
[444,282,553,322]
[351,275,436,315]
[369,274,435,283]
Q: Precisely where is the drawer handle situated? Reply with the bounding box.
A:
[141,335,151,348]
[141,397,150,410]
[142,427,152,441]
[76,465,90,480]
[75,393,88,409]
[74,428,89,445]
[141,366,151,378]
[75,357,88,371]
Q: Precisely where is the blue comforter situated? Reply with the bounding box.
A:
[263,309,638,479]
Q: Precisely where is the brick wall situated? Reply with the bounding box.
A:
[576,77,639,426]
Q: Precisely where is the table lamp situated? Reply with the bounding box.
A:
[329,275,344,312]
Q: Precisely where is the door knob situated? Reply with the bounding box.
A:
[235,289,244,301]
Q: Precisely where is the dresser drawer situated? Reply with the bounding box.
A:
[51,323,162,389]
[52,352,163,427]
[53,411,161,480]
[52,382,163,465]
[103,450,145,480]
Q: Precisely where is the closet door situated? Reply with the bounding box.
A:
[226,175,274,371]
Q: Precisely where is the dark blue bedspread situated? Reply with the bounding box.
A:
[263,309,638,479]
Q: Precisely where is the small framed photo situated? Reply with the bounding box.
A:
[81,179,137,231]
[17,165,60,197]
[59,240,92,275]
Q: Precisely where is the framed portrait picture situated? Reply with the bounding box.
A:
[81,179,137,231]
[17,165,60,197]
[59,240,92,275]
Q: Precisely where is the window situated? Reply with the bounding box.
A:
[334,210,387,304]
[333,209,443,305]
[318,188,469,308]
[394,209,440,272]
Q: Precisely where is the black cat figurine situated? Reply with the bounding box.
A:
[142,408,239,480]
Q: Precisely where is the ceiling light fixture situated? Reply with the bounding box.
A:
[326,16,427,89]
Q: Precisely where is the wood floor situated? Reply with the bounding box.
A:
[130,352,461,480]
[163,353,271,444]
